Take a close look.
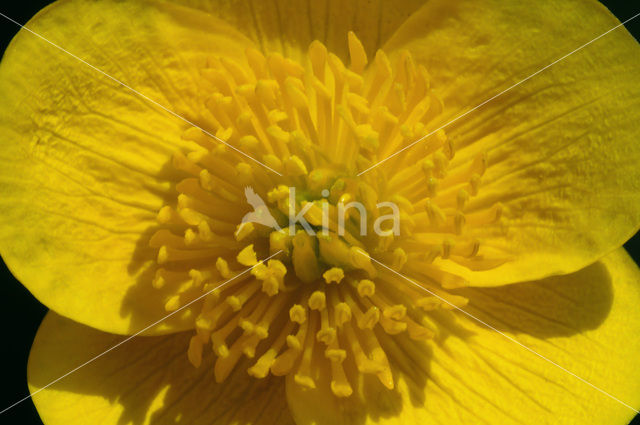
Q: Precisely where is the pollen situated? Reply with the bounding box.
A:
[149,32,506,398]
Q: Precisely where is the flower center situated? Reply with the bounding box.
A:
[150,33,503,397]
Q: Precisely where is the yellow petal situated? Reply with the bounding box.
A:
[0,0,254,334]
[172,0,425,61]
[28,311,293,425]
[286,248,640,424]
[383,0,640,285]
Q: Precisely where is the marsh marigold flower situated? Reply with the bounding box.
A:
[2,0,640,424]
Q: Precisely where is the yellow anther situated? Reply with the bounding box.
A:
[237,244,258,266]
[400,124,413,140]
[239,135,260,151]
[184,228,197,246]
[380,316,407,334]
[374,48,392,79]
[195,314,215,333]
[189,269,205,286]
[225,295,243,312]
[267,109,288,123]
[290,304,307,324]
[248,350,278,379]
[164,295,180,312]
[441,294,469,309]
[215,257,231,279]
[284,155,308,176]
[216,126,233,141]
[331,380,353,398]
[254,325,269,340]
[197,221,213,242]
[235,222,255,241]
[416,297,441,311]
[355,124,379,151]
[309,291,326,311]
[239,318,255,334]
[316,327,337,345]
[356,279,375,297]
[349,246,377,277]
[269,230,292,255]
[237,110,254,129]
[347,31,368,73]
[308,40,327,79]
[156,206,173,224]
[157,246,169,265]
[152,272,165,289]
[262,277,279,296]
[267,185,289,203]
[268,259,287,278]
[392,247,408,271]
[267,125,291,144]
[251,259,286,296]
[323,267,344,284]
[325,348,347,363]
[383,305,407,321]
[251,262,269,280]
[262,154,283,172]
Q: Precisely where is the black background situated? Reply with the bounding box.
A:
[0,1,639,424]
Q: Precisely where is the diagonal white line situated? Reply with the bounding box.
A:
[0,12,283,176]
[0,250,283,415]
[357,11,640,176]
[367,254,639,414]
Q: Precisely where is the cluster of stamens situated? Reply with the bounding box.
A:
[149,32,505,397]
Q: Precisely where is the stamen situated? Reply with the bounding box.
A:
[148,31,507,400]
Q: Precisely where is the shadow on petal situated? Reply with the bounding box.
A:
[28,312,293,425]
[456,260,612,339]
[287,259,616,425]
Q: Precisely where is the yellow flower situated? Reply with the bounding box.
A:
[1,0,640,424]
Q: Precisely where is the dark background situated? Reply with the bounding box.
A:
[0,1,639,424]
